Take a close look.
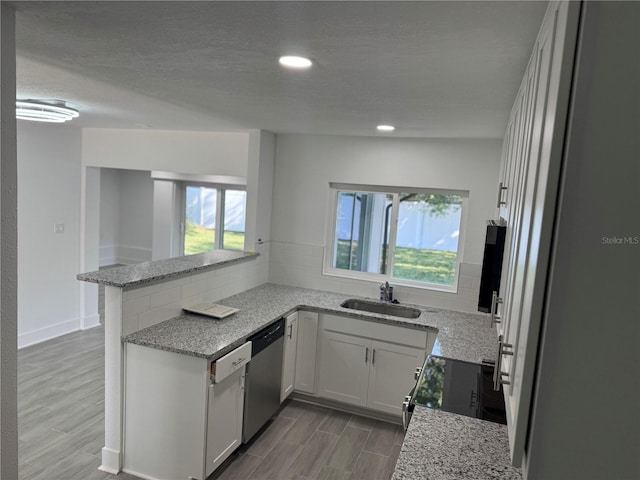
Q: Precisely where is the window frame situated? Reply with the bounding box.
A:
[323,183,468,293]
[178,181,247,255]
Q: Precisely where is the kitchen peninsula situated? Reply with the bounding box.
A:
[78,251,519,479]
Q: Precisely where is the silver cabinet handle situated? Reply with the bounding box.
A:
[232,357,246,367]
[372,348,376,365]
[365,347,369,364]
[493,335,514,391]
[490,291,503,327]
[402,395,412,431]
[288,324,293,339]
[493,336,503,390]
[497,182,508,207]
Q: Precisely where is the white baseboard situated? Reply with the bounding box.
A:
[81,313,101,330]
[18,318,80,349]
[100,447,121,474]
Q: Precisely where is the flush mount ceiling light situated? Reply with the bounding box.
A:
[377,124,396,132]
[16,100,79,123]
[278,55,313,69]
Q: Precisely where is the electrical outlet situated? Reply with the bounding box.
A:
[54,223,65,234]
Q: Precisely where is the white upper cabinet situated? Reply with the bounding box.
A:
[495,0,580,466]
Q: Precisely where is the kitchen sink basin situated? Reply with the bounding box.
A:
[340,299,422,319]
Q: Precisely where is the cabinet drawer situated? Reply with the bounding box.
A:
[212,342,251,383]
[323,314,427,349]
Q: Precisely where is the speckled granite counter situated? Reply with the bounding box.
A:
[392,407,521,480]
[123,283,496,363]
[77,250,258,288]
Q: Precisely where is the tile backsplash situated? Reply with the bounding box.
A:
[115,239,483,338]
[119,245,269,335]
[268,241,482,314]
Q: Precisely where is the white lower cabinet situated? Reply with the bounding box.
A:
[206,366,245,475]
[317,314,433,416]
[366,340,425,415]
[124,342,249,480]
[123,310,435,478]
[281,311,299,401]
[317,331,370,406]
[294,310,319,394]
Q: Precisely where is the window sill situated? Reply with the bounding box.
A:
[321,268,459,295]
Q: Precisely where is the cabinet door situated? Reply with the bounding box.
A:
[367,341,425,415]
[206,366,245,476]
[294,311,318,394]
[124,344,208,480]
[281,312,299,401]
[317,331,370,407]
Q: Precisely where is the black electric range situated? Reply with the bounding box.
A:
[402,355,507,430]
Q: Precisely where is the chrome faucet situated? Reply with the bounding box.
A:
[379,281,394,302]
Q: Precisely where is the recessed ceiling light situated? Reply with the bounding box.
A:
[377,125,396,132]
[279,55,313,69]
[16,99,79,123]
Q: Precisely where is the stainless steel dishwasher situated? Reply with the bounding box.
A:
[242,318,285,443]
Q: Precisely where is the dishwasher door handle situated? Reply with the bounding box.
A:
[257,322,283,342]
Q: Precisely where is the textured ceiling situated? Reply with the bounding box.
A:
[12,1,548,137]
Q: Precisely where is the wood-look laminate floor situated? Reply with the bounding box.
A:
[18,326,403,480]
[18,326,139,480]
[213,401,404,480]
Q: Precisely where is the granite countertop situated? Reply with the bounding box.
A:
[392,407,522,480]
[123,283,497,363]
[76,250,258,288]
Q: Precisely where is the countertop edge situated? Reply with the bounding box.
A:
[124,301,441,360]
[77,251,258,288]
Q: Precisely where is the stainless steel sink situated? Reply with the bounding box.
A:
[340,299,422,319]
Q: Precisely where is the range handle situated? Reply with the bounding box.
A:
[402,395,412,432]
[493,335,514,391]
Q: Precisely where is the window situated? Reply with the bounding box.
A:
[183,184,246,255]
[326,185,466,290]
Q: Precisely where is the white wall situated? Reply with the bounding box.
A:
[82,129,249,177]
[100,168,154,266]
[99,168,120,265]
[269,134,501,312]
[118,170,153,263]
[84,129,251,266]
[525,3,640,478]
[17,121,83,347]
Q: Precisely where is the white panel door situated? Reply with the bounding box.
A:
[367,341,425,415]
[281,311,299,401]
[206,366,245,476]
[317,331,369,407]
